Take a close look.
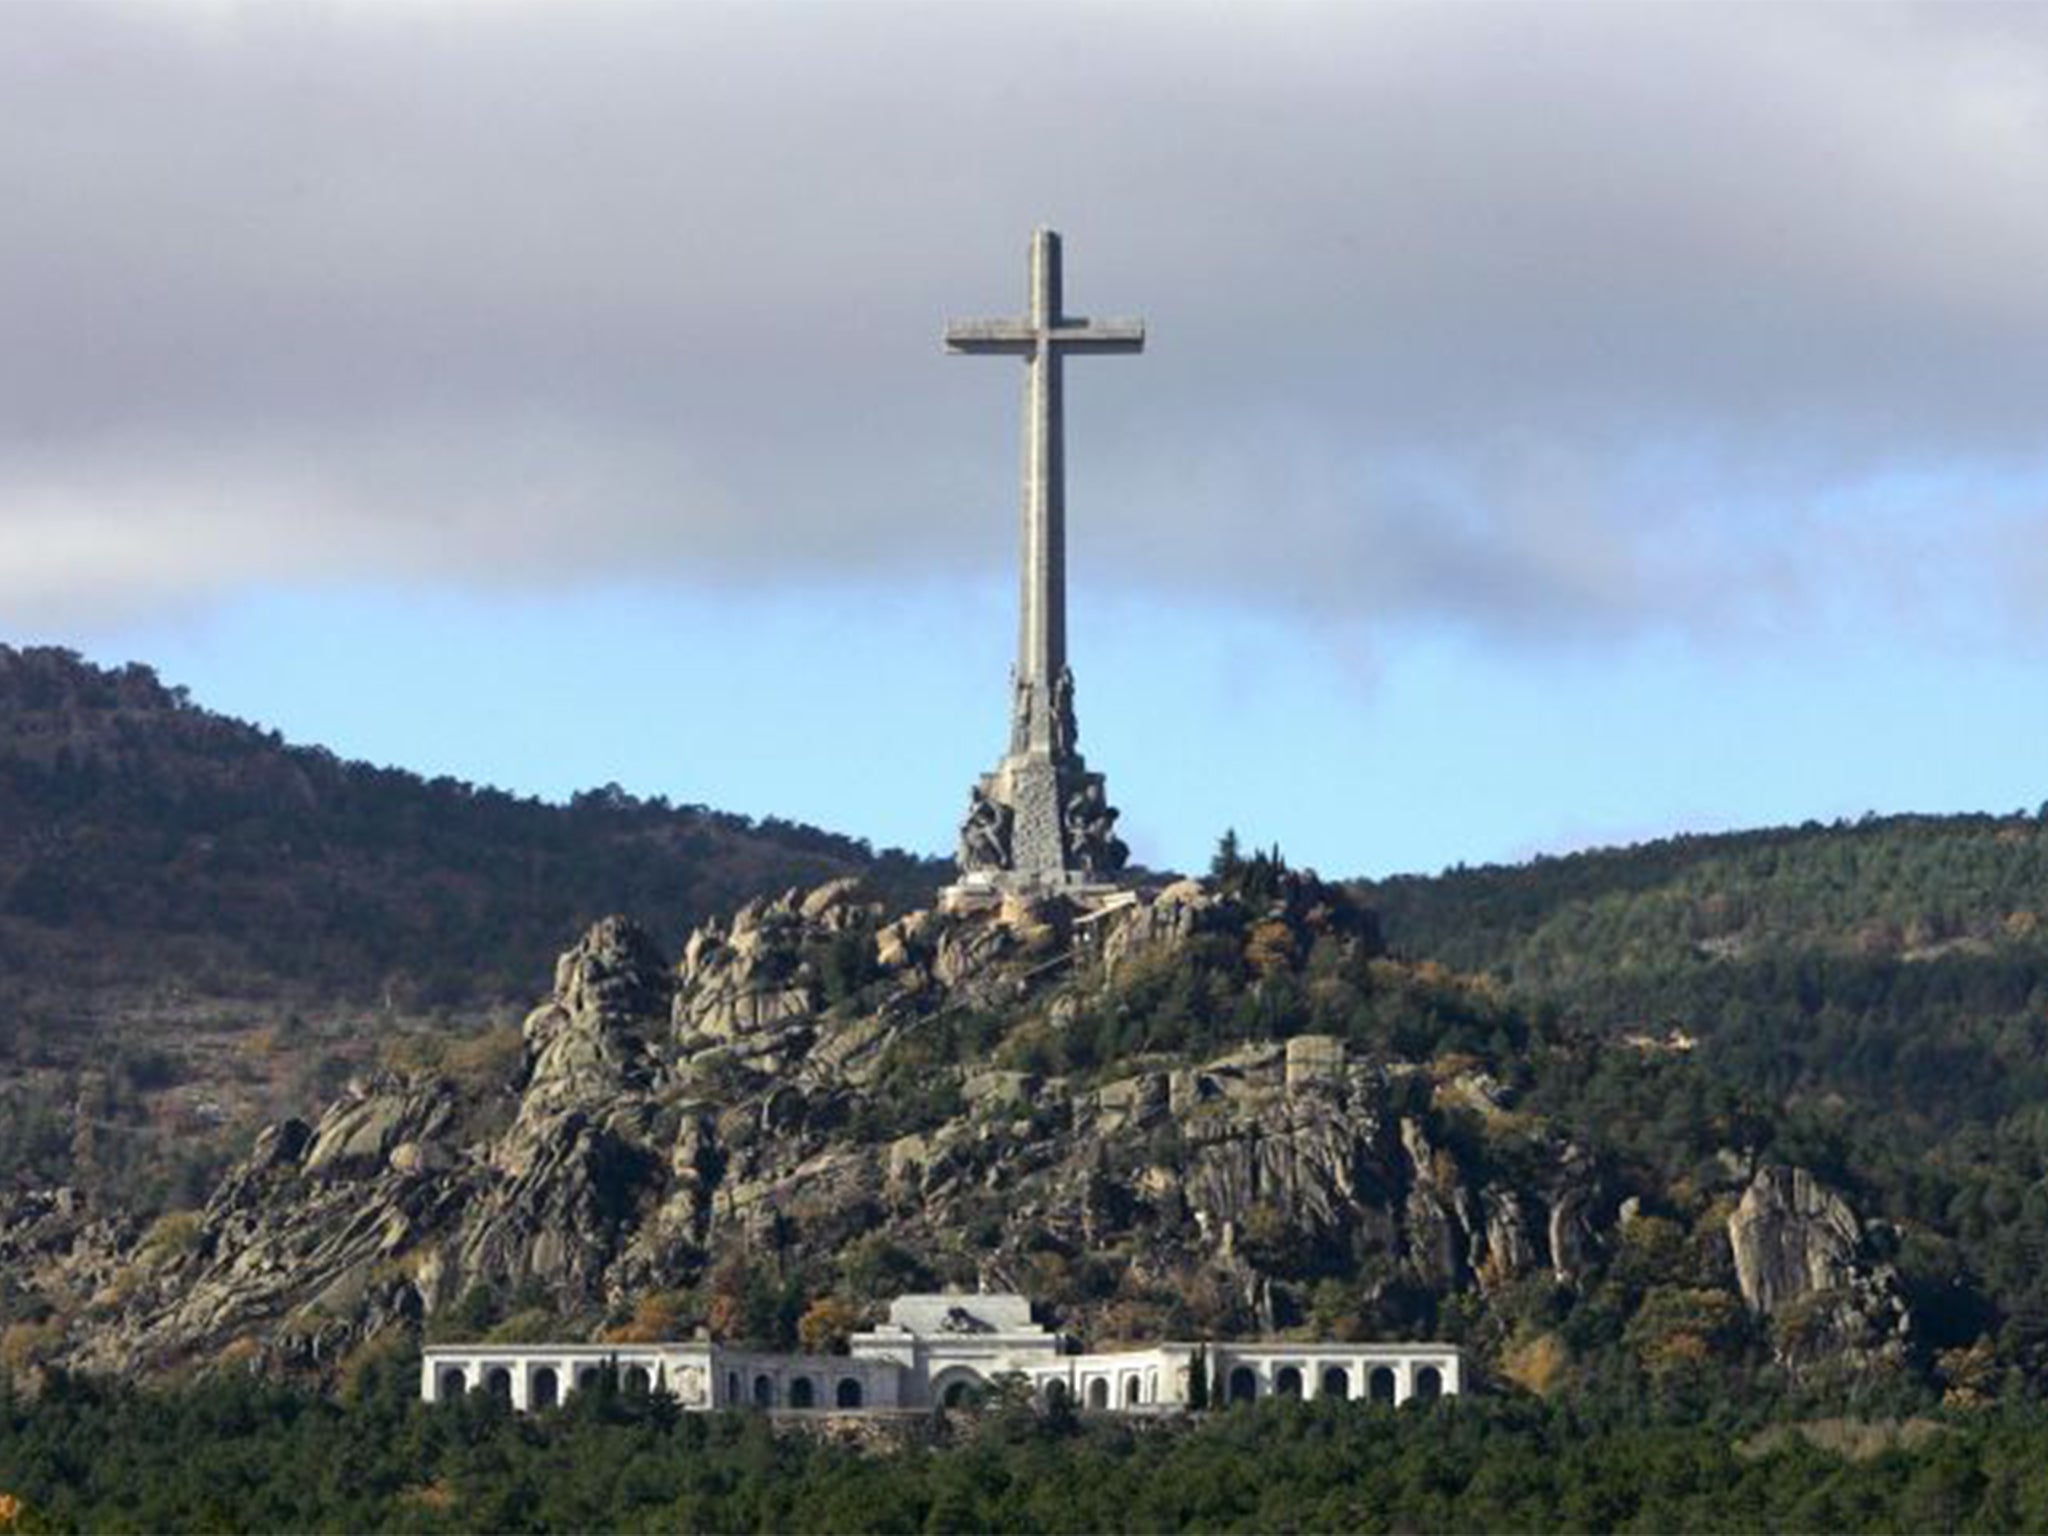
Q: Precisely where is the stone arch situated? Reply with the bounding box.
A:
[836,1377,865,1409]
[1043,1379,1069,1410]
[1227,1366,1258,1405]
[437,1366,468,1401]
[1275,1365,1304,1399]
[1413,1364,1443,1402]
[483,1366,513,1402]
[1087,1377,1110,1410]
[1368,1365,1397,1404]
[1320,1365,1350,1400]
[789,1376,816,1410]
[623,1364,652,1394]
[753,1373,776,1409]
[1123,1375,1143,1407]
[529,1366,560,1410]
[931,1367,986,1409]
[576,1366,602,1394]
[727,1370,741,1406]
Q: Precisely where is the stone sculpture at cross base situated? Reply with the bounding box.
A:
[940,228,1141,905]
[956,665,1128,894]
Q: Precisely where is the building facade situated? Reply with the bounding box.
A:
[420,1292,1464,1415]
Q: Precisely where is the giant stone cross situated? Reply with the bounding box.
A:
[944,229,1142,899]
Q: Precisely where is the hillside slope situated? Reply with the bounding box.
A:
[1,867,1944,1412]
[0,645,942,1208]
[1367,812,2048,991]
[1366,816,2048,1377]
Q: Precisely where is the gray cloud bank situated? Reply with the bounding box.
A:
[4,2,2047,641]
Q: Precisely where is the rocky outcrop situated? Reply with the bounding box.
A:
[14,875,1619,1384]
[1093,879,1223,974]
[0,1187,137,1328]
[675,880,878,1046]
[47,920,682,1375]
[464,915,675,1300]
[301,1076,461,1179]
[522,915,669,1111]
[1730,1167,1863,1315]
[1544,1147,1603,1286]
[1728,1166,1911,1370]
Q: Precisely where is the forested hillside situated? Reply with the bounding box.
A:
[0,645,942,1210]
[1365,814,2048,1147]
[1367,812,2048,994]
[1364,815,2048,1376]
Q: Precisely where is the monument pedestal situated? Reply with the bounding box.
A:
[950,737,1128,898]
[936,870,1130,917]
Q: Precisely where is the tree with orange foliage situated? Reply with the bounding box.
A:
[602,1291,693,1345]
[797,1296,862,1354]
[1244,917,1299,978]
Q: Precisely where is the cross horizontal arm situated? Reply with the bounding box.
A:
[944,317,1147,354]
[1047,319,1144,352]
[945,319,1036,354]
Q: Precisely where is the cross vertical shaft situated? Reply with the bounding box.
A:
[1021,229,1065,749]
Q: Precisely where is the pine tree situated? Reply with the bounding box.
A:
[1187,1344,1210,1411]
[1211,829,1243,882]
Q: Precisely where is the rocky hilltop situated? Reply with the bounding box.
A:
[1,867,1914,1396]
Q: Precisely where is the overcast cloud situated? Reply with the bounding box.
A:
[5,1,2048,646]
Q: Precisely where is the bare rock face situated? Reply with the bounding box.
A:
[58,1069,469,1377]
[1728,1165,1911,1370]
[674,883,878,1045]
[1181,1097,1392,1252]
[553,915,673,1035]
[467,916,674,1298]
[18,876,1627,1384]
[302,1077,460,1178]
[1399,1117,1476,1291]
[1729,1167,1862,1314]
[511,915,667,1134]
[1095,879,1221,974]
[1477,1188,1542,1291]
[456,1114,661,1303]
[1545,1147,1603,1286]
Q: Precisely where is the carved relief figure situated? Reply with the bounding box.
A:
[1063,778,1128,874]
[1050,666,1078,755]
[1009,672,1035,756]
[958,785,1014,872]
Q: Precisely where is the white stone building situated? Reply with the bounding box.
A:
[421,1293,1464,1414]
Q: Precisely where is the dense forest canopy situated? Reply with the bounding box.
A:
[5,1355,2048,1534]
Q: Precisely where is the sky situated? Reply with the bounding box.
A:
[8,1,2048,879]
